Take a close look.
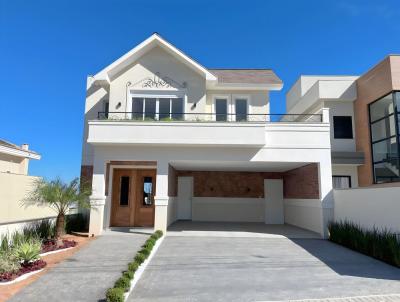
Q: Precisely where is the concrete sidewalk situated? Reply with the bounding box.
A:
[9,230,149,302]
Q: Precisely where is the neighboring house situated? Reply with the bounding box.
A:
[0,140,54,236]
[286,55,400,233]
[0,140,39,175]
[82,33,333,238]
[287,55,400,188]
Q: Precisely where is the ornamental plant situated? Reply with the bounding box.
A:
[114,276,131,292]
[128,261,139,272]
[13,238,41,263]
[0,252,20,274]
[106,288,124,302]
[23,178,91,242]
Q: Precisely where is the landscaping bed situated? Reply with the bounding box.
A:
[1,216,87,285]
[328,220,400,267]
[106,230,164,302]
[0,260,46,283]
[41,239,77,254]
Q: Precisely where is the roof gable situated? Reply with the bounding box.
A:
[94,33,217,84]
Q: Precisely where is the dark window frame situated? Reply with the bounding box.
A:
[368,91,400,184]
[332,175,352,189]
[333,116,354,139]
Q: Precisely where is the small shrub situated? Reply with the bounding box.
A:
[13,239,41,263]
[114,276,131,291]
[0,252,20,274]
[134,252,146,264]
[328,220,400,267]
[23,219,55,240]
[106,287,124,302]
[0,236,11,253]
[139,247,151,258]
[128,261,139,272]
[123,270,134,280]
[154,230,163,238]
[143,238,156,248]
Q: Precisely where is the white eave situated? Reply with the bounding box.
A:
[0,145,41,160]
[92,33,217,85]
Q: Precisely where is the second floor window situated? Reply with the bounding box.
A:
[333,116,353,139]
[132,97,184,121]
[215,98,228,121]
[235,98,248,121]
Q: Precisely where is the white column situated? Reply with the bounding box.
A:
[88,160,106,236]
[154,161,169,233]
[322,107,330,123]
[318,151,334,238]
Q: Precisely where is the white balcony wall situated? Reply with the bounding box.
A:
[87,121,266,146]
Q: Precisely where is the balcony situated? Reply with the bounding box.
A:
[87,112,324,147]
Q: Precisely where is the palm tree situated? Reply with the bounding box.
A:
[23,177,91,241]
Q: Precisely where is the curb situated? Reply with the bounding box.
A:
[123,236,164,301]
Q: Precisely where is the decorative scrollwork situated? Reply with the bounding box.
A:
[142,74,172,88]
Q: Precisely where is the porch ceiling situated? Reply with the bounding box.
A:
[170,161,310,172]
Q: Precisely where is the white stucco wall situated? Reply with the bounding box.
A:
[109,46,206,114]
[325,101,356,152]
[192,197,265,222]
[334,187,400,233]
[284,199,328,236]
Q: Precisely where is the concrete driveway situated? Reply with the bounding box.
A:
[9,230,149,302]
[129,234,400,301]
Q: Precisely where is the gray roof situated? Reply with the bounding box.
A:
[0,139,39,155]
[209,69,282,85]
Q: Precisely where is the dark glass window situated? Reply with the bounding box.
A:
[132,98,143,120]
[104,101,109,119]
[159,99,170,120]
[143,177,153,206]
[332,176,351,189]
[215,99,227,121]
[119,176,130,206]
[144,98,156,120]
[235,99,247,121]
[171,98,184,120]
[369,92,400,184]
[333,116,353,139]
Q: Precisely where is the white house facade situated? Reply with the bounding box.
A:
[81,33,334,238]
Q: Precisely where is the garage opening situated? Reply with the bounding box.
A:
[167,161,323,237]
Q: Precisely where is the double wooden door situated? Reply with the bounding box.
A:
[111,169,156,227]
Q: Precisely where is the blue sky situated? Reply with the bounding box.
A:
[1,0,399,181]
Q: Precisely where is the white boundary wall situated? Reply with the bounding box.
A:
[334,187,400,233]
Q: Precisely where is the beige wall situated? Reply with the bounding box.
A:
[0,173,55,224]
[0,153,28,175]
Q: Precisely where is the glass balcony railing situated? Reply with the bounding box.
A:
[96,112,323,123]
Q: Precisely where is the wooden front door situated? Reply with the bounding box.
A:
[111,168,156,227]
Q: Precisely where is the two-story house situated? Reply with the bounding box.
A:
[287,55,400,190]
[81,33,334,238]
